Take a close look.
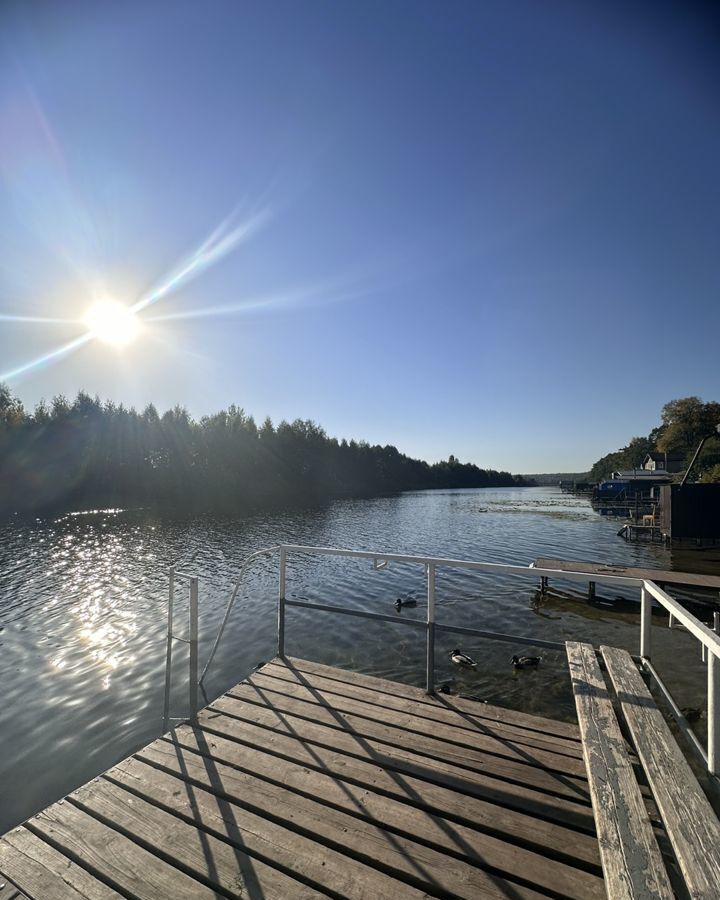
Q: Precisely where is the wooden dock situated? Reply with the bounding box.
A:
[4,653,720,899]
[533,557,720,593]
[0,656,607,899]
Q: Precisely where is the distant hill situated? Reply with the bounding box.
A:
[520,473,589,486]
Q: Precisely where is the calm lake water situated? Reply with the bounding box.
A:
[1,485,718,834]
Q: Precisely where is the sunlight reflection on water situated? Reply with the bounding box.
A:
[0,486,717,833]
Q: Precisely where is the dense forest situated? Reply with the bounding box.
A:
[0,384,525,518]
[588,397,720,483]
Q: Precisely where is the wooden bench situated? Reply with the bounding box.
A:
[566,641,674,899]
[601,645,720,900]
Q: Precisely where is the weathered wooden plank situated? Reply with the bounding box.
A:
[284,655,581,739]
[263,659,583,751]
[110,752,567,900]
[0,886,29,900]
[216,685,590,805]
[170,721,601,867]
[566,641,673,900]
[0,825,118,900]
[73,776,396,900]
[27,801,219,900]
[601,644,720,900]
[0,655,613,900]
[207,693,593,829]
[215,686,586,781]
[4,888,28,900]
[245,667,585,761]
[136,741,604,898]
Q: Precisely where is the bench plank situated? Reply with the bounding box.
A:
[601,645,720,900]
[566,641,673,900]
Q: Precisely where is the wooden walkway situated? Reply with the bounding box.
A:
[0,656,607,899]
[533,557,720,592]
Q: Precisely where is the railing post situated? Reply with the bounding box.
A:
[162,567,175,733]
[426,563,436,694]
[189,576,199,721]
[709,650,720,777]
[640,584,652,659]
[278,546,287,657]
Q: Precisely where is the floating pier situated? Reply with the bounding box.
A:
[3,545,720,898]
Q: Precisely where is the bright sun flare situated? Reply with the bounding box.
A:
[83,299,140,346]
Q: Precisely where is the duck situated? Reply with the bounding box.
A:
[511,654,542,669]
[395,597,418,610]
[450,648,477,668]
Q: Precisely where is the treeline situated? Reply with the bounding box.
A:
[589,397,720,483]
[0,385,526,517]
[521,472,585,486]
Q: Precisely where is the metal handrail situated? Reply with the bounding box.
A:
[199,546,279,686]
[162,568,199,733]
[168,542,720,779]
[275,543,720,778]
[640,579,720,776]
[278,543,643,586]
[276,545,643,695]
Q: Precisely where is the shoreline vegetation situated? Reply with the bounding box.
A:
[524,398,720,487]
[0,385,528,519]
[587,397,720,484]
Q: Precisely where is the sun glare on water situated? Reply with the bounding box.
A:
[84,299,140,346]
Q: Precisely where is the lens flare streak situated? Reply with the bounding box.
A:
[0,314,80,324]
[132,206,273,314]
[0,332,93,382]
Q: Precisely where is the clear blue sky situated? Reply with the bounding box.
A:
[1,1,718,472]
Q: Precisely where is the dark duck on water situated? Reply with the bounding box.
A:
[395,597,418,610]
[511,654,542,669]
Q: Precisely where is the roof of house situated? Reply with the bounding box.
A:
[612,469,672,479]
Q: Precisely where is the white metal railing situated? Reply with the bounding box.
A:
[169,543,720,780]
[276,545,643,692]
[162,551,201,733]
[640,579,720,776]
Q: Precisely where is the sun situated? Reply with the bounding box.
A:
[83,299,140,345]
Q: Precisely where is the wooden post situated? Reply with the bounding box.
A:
[588,581,596,601]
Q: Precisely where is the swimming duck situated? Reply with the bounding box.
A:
[395,597,418,610]
[511,655,542,669]
[450,648,477,668]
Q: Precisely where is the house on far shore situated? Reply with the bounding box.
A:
[642,451,686,473]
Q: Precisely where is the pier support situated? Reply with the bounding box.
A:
[588,581,596,601]
[540,576,548,593]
